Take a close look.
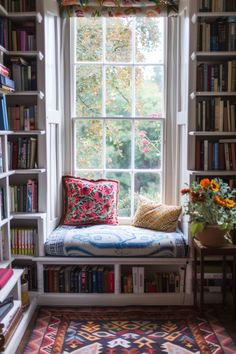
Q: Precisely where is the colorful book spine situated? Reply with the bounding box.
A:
[0,269,13,289]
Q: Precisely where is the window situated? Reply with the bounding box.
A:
[70,17,166,219]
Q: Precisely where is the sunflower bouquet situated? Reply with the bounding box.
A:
[181,178,236,241]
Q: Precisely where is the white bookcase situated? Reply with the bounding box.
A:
[188,1,236,183]
[0,0,47,352]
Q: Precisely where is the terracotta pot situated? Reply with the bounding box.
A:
[196,225,226,247]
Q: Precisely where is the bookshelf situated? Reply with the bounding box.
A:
[36,257,190,306]
[188,1,236,186]
[0,0,46,352]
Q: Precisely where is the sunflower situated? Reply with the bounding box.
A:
[214,195,226,207]
[210,179,220,192]
[225,198,235,208]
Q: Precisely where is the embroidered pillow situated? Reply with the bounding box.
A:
[132,195,181,232]
[62,176,119,226]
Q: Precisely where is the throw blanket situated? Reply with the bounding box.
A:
[45,225,187,257]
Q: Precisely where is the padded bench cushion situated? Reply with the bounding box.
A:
[45,225,187,257]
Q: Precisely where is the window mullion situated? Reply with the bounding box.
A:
[102,18,106,175]
[130,18,136,217]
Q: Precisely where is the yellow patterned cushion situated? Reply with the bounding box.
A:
[132,196,182,232]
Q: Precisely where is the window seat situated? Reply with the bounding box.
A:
[45,224,187,258]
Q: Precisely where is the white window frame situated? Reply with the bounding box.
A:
[69,17,168,223]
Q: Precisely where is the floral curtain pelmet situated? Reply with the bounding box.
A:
[58,0,179,17]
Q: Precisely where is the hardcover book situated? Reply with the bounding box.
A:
[0,269,13,289]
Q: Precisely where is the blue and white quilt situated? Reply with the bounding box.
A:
[45,225,187,258]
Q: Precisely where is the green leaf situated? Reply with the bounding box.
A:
[190,222,205,236]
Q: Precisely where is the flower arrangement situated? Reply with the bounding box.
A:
[181,178,236,242]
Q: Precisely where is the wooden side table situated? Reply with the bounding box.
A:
[193,238,236,319]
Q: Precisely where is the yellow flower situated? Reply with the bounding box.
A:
[225,198,235,208]
[214,195,226,207]
[200,178,211,189]
[210,179,220,192]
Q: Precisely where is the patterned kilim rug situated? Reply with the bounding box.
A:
[22,306,236,354]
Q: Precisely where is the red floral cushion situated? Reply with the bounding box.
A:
[62,176,119,226]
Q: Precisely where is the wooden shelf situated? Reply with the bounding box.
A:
[7,91,44,99]
[189,170,236,176]
[36,256,188,265]
[11,212,46,220]
[192,12,236,23]
[7,11,42,23]
[10,130,45,135]
[191,91,236,99]
[189,131,236,136]
[38,292,190,306]
[13,168,46,174]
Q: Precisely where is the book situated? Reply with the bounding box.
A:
[0,297,13,322]
[0,137,3,173]
[138,267,144,293]
[132,267,138,293]
[0,268,13,289]
[0,301,22,352]
[0,74,15,91]
[0,94,8,130]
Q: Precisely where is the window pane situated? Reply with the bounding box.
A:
[74,171,103,179]
[75,120,103,169]
[106,172,131,217]
[135,173,161,202]
[76,65,102,117]
[135,120,162,169]
[76,18,102,62]
[106,120,131,169]
[106,18,132,62]
[106,66,132,116]
[135,66,164,117]
[136,18,164,64]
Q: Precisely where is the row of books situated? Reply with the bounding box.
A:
[11,57,36,91]
[8,105,37,131]
[13,264,37,291]
[195,139,236,170]
[198,20,236,52]
[196,263,232,293]
[0,299,22,352]
[8,0,36,12]
[122,267,185,294]
[11,227,36,256]
[8,136,37,169]
[10,179,38,213]
[9,21,36,51]
[197,61,236,92]
[197,99,236,132]
[199,0,236,12]
[197,278,232,293]
[43,265,115,293]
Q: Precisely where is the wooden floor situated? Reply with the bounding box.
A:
[15,305,236,353]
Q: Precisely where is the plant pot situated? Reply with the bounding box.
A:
[196,225,226,247]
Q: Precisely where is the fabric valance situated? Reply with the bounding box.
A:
[58,0,179,17]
